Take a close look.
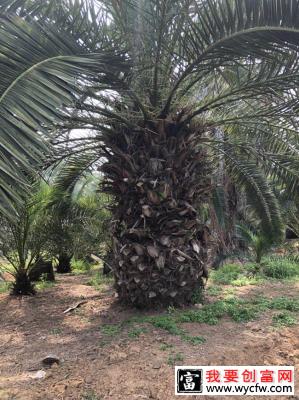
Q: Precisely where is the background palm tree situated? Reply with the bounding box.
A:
[1,0,299,306]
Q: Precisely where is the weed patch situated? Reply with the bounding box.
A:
[101,324,121,336]
[207,286,222,296]
[269,297,299,312]
[71,259,92,274]
[87,272,113,290]
[181,334,206,345]
[127,326,148,338]
[211,264,241,285]
[0,282,11,293]
[36,280,55,290]
[147,315,183,335]
[261,257,299,279]
[272,312,297,327]
[160,343,174,351]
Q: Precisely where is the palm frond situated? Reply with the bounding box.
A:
[222,147,283,240]
[0,13,128,217]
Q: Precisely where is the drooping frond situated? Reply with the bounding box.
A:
[0,13,128,217]
[222,145,283,240]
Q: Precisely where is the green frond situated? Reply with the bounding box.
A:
[0,13,128,217]
[223,148,283,240]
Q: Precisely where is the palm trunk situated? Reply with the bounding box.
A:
[102,118,211,307]
[12,267,36,295]
[57,253,72,273]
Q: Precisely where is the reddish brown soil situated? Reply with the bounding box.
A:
[0,274,298,400]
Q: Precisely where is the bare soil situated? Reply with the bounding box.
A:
[0,273,298,400]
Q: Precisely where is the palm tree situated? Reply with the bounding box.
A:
[44,174,111,273]
[1,0,299,306]
[0,183,51,295]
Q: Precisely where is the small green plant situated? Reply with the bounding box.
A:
[101,324,121,336]
[160,343,174,351]
[147,315,183,335]
[127,326,148,338]
[181,334,206,345]
[167,352,184,366]
[272,312,297,327]
[81,390,102,400]
[50,328,63,335]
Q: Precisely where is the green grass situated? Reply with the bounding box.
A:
[35,280,55,290]
[268,297,299,312]
[231,276,263,286]
[127,326,148,338]
[71,259,92,274]
[146,315,183,335]
[272,312,297,327]
[101,324,121,336]
[222,287,237,298]
[87,272,113,290]
[209,256,298,289]
[98,293,299,345]
[177,300,228,325]
[181,334,206,345]
[211,264,242,285]
[160,343,174,351]
[261,257,299,279]
[207,286,222,296]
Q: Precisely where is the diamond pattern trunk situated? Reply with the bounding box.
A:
[102,118,211,307]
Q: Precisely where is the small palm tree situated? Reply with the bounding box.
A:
[0,184,51,294]
[1,0,299,306]
[45,175,111,273]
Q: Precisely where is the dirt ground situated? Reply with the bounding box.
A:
[0,273,298,400]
